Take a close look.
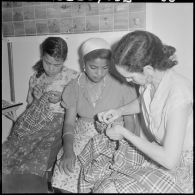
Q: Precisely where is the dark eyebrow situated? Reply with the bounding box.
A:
[89,65,98,68]
[89,64,109,67]
[44,58,62,66]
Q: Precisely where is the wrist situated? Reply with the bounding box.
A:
[62,132,74,138]
[63,136,74,150]
[63,146,74,156]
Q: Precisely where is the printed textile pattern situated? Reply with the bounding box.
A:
[12,92,54,138]
[78,134,184,193]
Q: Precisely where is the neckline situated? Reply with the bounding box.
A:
[144,69,169,102]
[78,72,108,108]
[43,66,66,82]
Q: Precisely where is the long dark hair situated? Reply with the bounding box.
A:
[113,30,177,72]
[33,37,68,78]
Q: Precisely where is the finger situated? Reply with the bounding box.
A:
[97,112,104,122]
[107,123,112,129]
[63,165,71,176]
[66,160,74,173]
[29,76,35,84]
[58,162,64,174]
[49,97,59,103]
[103,114,115,124]
[51,91,61,96]
[102,111,111,121]
[59,162,70,176]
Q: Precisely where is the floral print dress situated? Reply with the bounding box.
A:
[2,66,79,177]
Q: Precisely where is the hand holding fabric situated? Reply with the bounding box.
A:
[33,84,43,100]
[48,91,61,104]
[98,109,122,124]
[106,124,125,141]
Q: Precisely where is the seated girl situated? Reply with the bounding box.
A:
[51,37,139,193]
[2,37,78,193]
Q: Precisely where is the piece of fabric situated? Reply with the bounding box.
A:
[52,119,124,193]
[30,66,79,113]
[11,93,54,138]
[2,93,64,177]
[78,134,185,193]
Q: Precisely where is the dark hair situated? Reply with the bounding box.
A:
[83,49,112,63]
[113,30,177,72]
[33,37,68,78]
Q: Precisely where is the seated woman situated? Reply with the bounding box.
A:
[83,30,193,193]
[2,37,78,193]
[51,37,139,193]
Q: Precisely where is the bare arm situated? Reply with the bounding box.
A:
[26,75,36,105]
[98,97,141,124]
[107,103,191,170]
[62,107,77,151]
[119,97,141,116]
[59,106,77,174]
[26,87,34,105]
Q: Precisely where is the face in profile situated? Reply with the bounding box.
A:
[42,54,64,77]
[85,58,109,83]
[116,65,147,86]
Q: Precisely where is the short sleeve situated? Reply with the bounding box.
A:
[65,69,79,81]
[169,75,192,111]
[121,83,137,105]
[29,72,38,88]
[167,90,192,115]
[61,79,78,109]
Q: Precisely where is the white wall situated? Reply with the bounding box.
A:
[146,3,193,82]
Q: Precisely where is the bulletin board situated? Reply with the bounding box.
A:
[2,1,146,37]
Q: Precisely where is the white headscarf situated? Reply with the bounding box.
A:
[80,38,111,56]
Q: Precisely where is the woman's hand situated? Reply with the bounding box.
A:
[59,149,76,175]
[32,85,43,100]
[48,91,61,104]
[106,124,125,141]
[98,109,122,124]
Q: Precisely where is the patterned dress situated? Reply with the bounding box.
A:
[51,73,138,192]
[2,66,79,177]
[78,69,193,193]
